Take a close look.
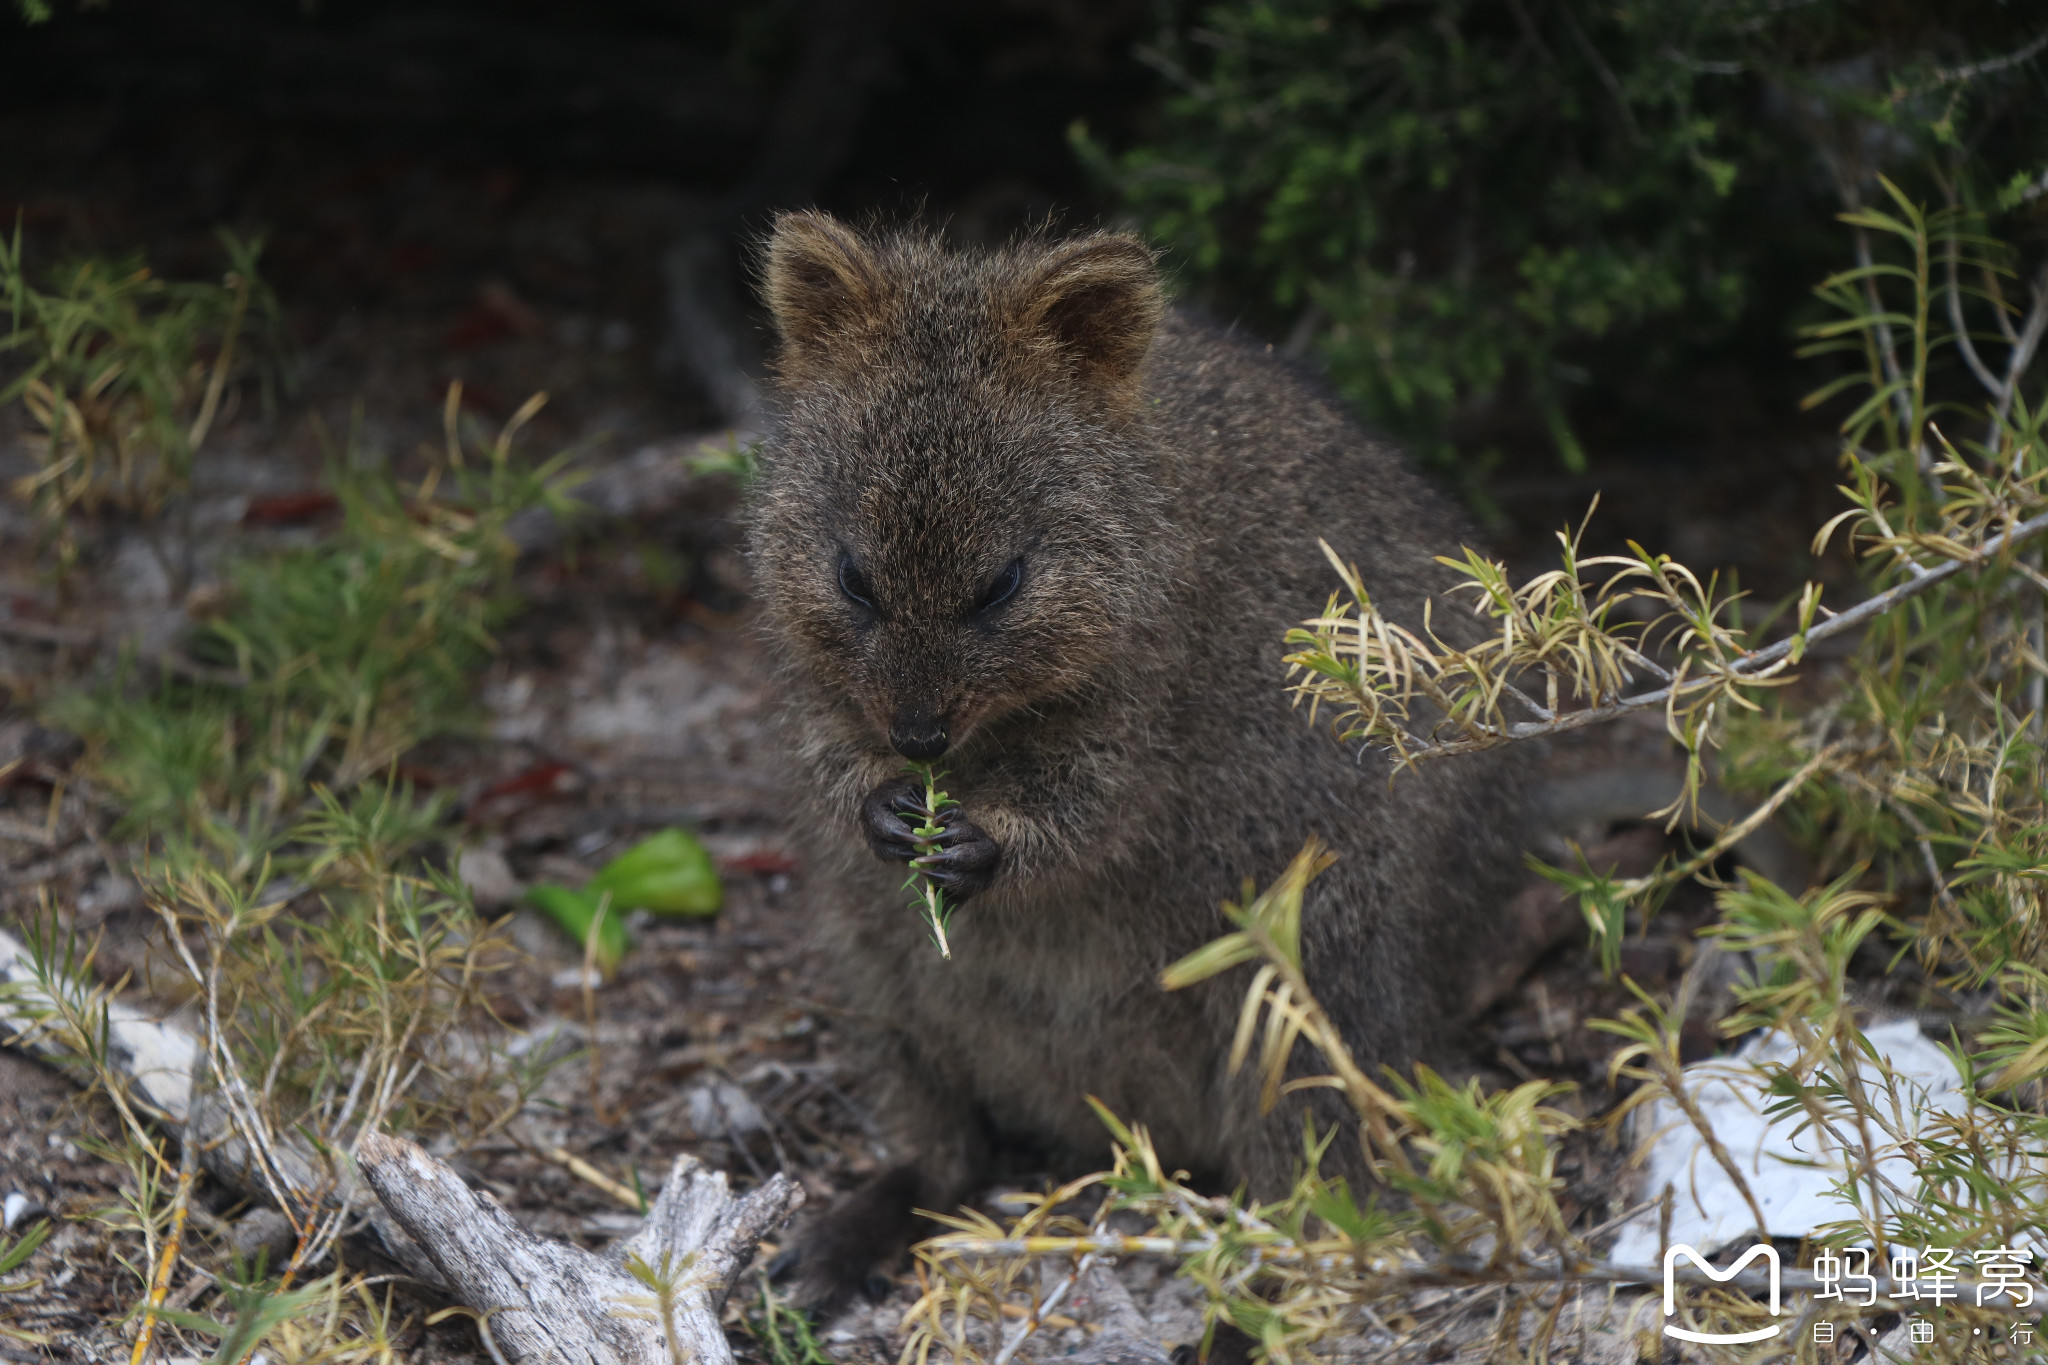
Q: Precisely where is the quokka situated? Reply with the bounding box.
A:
[746,213,1531,1307]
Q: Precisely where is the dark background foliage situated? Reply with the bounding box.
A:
[1086,2,2048,478]
[2,1,2045,572]
[0,0,1158,456]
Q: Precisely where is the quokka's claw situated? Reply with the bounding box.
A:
[860,778,925,861]
[914,817,999,899]
[857,777,1001,899]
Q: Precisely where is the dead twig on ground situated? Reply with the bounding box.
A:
[357,1134,802,1365]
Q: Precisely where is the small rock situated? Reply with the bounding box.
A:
[459,847,525,908]
[230,1207,298,1265]
[682,1077,767,1137]
[77,875,145,922]
[3,1190,44,1230]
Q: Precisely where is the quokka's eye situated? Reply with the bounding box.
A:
[837,551,875,612]
[973,558,1025,616]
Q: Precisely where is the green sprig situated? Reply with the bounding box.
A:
[902,761,959,959]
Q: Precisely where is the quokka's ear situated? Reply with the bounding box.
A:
[761,211,891,375]
[1002,234,1163,404]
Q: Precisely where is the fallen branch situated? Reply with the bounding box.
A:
[505,431,756,553]
[2,923,198,1129]
[0,926,442,1283]
[357,1133,803,1365]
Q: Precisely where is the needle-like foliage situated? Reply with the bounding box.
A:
[0,229,280,578]
[902,761,962,959]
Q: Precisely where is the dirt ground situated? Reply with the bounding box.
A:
[0,20,1881,1358]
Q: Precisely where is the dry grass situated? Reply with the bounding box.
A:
[0,233,586,1357]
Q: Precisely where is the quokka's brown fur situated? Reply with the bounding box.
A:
[747,213,1531,1305]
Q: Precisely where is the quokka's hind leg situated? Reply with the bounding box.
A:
[773,1066,987,1313]
[773,1163,928,1312]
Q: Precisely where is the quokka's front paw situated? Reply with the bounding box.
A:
[860,778,1000,901]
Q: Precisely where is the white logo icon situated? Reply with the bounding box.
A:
[1663,1244,1783,1344]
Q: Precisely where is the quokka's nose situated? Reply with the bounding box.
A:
[889,712,950,761]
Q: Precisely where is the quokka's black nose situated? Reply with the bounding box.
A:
[889,714,950,761]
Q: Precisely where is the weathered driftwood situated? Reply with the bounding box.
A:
[358,1132,804,1365]
[0,926,199,1116]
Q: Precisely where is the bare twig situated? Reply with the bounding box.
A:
[1929,28,2048,84]
[1995,265,2048,445]
[1851,222,1921,456]
[519,1135,647,1212]
[127,1048,210,1365]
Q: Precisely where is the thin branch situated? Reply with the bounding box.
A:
[1400,509,2048,756]
[1558,2,1641,143]
[1499,679,1556,722]
[1986,262,2023,345]
[1614,640,1675,684]
[1851,223,1919,448]
[1654,740,1838,863]
[991,1248,1104,1365]
[1994,264,2048,446]
[1930,29,2048,85]
[1946,234,2007,401]
[158,905,302,1232]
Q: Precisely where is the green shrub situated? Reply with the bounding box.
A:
[1081,2,2048,471]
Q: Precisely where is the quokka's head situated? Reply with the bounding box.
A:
[748,212,1168,762]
